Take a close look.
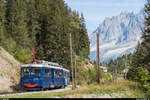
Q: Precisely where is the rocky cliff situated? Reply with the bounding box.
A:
[0,47,20,92]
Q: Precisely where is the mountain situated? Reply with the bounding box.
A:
[89,10,145,63]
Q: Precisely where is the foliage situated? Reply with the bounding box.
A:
[76,57,112,85]
[0,0,5,45]
[146,89,150,98]
[135,67,150,91]
[5,0,30,48]
[87,67,97,85]
[106,53,132,74]
[127,1,150,91]
[129,0,150,73]
[128,66,150,91]
[0,0,90,68]
[13,46,32,64]
[135,67,149,85]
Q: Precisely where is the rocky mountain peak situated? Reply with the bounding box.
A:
[89,10,144,62]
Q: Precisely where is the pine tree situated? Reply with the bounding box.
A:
[35,0,71,69]
[27,0,41,48]
[5,0,29,48]
[0,0,90,66]
[127,0,150,80]
[140,1,150,71]
[79,13,90,58]
[131,0,150,71]
[0,0,5,45]
[70,11,82,55]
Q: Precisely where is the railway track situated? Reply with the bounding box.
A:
[0,87,71,97]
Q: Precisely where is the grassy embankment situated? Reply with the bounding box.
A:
[0,79,146,98]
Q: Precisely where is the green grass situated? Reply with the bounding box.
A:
[0,90,72,98]
[0,80,147,98]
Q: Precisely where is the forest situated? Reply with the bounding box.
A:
[0,0,90,70]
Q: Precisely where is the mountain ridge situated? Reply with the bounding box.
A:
[89,10,144,63]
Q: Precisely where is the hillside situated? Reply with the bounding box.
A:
[0,47,20,92]
[0,0,90,70]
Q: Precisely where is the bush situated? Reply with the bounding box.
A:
[135,67,150,91]
[87,68,97,85]
[87,66,112,84]
[135,67,149,84]
[1,38,32,64]
[127,66,137,81]
[76,56,112,85]
[79,48,89,59]
[13,46,32,64]
[146,89,150,98]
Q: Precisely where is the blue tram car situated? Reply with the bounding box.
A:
[20,61,70,90]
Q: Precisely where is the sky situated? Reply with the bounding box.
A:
[64,0,146,35]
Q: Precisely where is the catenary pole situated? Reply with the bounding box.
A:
[97,33,100,84]
[70,33,74,89]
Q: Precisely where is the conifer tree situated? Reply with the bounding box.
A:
[79,13,90,58]
[5,0,29,48]
[0,0,5,44]
[127,0,150,80]
[27,0,40,48]
[140,0,150,71]
[131,0,150,72]
[70,11,82,55]
[1,0,90,68]
[37,0,71,69]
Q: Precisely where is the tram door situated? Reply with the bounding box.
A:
[53,69,57,86]
[43,68,50,88]
[50,68,54,86]
[65,71,67,85]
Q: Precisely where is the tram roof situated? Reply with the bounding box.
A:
[21,63,69,72]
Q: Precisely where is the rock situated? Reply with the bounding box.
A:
[0,47,21,92]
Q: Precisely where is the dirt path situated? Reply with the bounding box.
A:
[55,92,131,98]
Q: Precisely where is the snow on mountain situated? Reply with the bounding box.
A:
[89,10,144,63]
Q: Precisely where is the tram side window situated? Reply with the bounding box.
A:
[57,70,62,77]
[23,68,29,75]
[54,71,56,77]
[56,70,59,77]
[49,69,51,76]
[54,70,58,77]
[59,70,62,77]
[65,72,67,78]
[44,69,50,76]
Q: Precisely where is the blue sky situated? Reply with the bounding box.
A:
[64,0,146,35]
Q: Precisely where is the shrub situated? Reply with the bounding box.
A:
[13,46,32,64]
[87,68,97,85]
[1,38,32,64]
[79,48,89,59]
[135,67,150,91]
[146,89,150,98]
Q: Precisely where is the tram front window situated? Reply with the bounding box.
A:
[23,68,30,75]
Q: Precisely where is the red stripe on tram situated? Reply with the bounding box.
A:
[24,83,38,88]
